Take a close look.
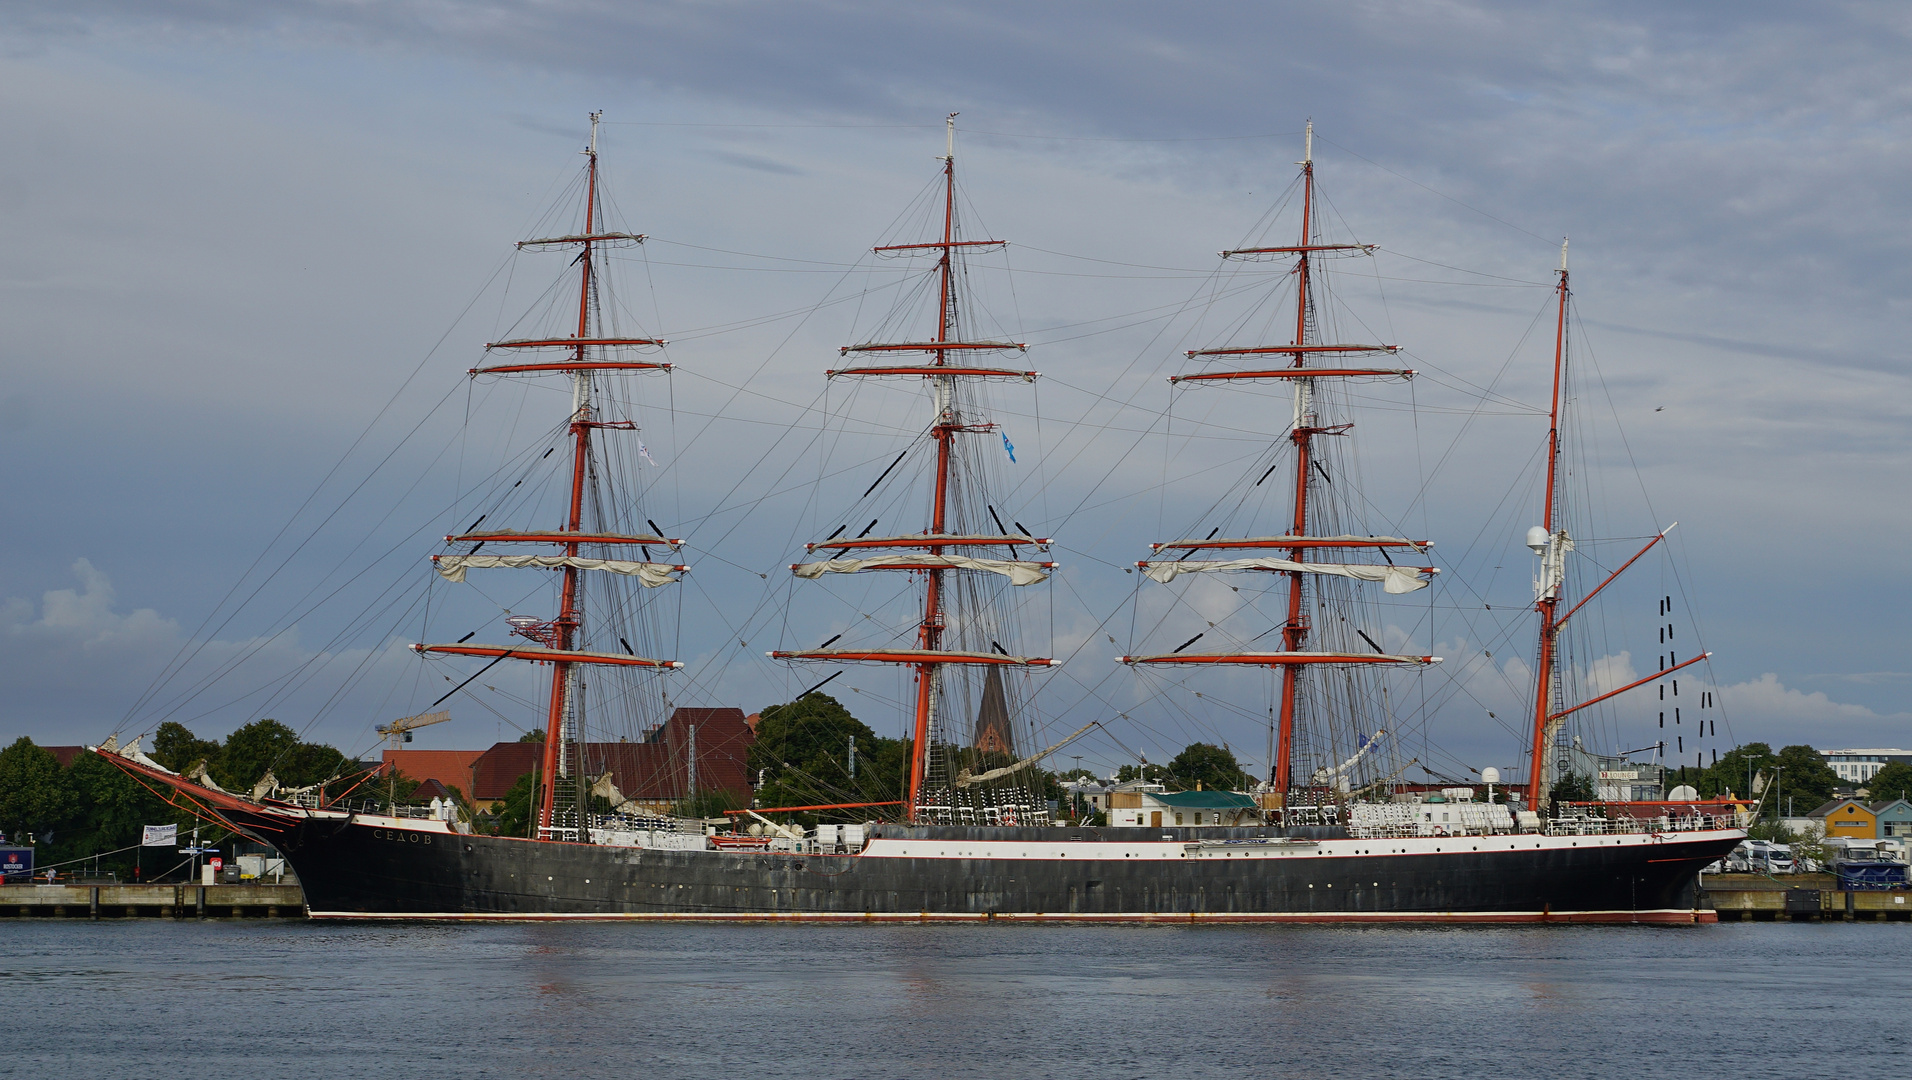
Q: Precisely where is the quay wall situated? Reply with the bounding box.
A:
[1703,873,1912,922]
[0,883,304,918]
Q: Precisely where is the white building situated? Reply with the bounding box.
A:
[1821,749,1912,784]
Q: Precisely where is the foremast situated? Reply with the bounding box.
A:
[410,113,685,841]
[1124,122,1439,802]
[772,116,1057,820]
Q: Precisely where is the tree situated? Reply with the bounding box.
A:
[0,738,76,847]
[1866,761,1912,803]
[217,719,302,791]
[495,771,537,837]
[1116,762,1169,784]
[150,722,221,774]
[58,751,173,875]
[1165,743,1250,792]
[1549,772,1595,808]
[1772,744,1841,816]
[1694,742,1775,801]
[748,694,906,822]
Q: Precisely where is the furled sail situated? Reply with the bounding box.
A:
[433,554,684,586]
[1141,557,1433,593]
[792,554,1051,586]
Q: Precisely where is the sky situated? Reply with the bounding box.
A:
[3,1,1908,781]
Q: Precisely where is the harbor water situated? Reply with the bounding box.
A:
[5,921,1906,1078]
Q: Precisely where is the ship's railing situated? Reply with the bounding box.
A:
[1544,811,1743,836]
[1342,811,1744,839]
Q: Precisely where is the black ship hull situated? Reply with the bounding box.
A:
[241,808,1741,924]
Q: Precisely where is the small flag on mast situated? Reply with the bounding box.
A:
[637,440,659,467]
[1001,432,1016,463]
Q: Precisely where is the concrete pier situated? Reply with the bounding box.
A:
[0,883,304,918]
[1703,873,1912,922]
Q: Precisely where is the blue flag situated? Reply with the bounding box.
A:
[1002,432,1017,463]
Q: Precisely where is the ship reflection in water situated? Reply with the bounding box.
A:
[8,921,1908,1078]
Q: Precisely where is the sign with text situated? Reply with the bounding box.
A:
[141,824,178,847]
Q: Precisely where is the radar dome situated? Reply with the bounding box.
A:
[1525,526,1549,554]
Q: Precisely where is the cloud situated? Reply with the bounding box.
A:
[1718,672,1912,748]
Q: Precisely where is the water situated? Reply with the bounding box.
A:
[4,920,1906,1078]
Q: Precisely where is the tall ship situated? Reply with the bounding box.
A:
[100,119,1743,922]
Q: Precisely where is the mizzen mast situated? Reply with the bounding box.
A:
[774,115,1057,820]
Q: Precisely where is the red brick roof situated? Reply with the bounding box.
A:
[380,749,486,798]
[464,708,755,803]
[470,741,542,801]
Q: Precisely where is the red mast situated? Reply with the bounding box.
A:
[410,113,686,842]
[774,115,1057,820]
[1125,122,1439,804]
[1524,243,1571,808]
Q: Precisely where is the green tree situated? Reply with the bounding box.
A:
[495,770,537,837]
[1116,762,1169,784]
[150,722,221,773]
[0,738,77,848]
[1771,744,1841,816]
[1165,742,1250,792]
[217,719,302,791]
[1694,742,1775,801]
[1866,761,1912,803]
[748,694,906,824]
[1549,772,1595,808]
[56,751,173,876]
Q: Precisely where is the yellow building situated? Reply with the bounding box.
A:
[1809,798,1879,840]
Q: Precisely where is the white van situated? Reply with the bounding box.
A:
[1744,839,1795,874]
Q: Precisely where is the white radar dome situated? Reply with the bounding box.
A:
[1525,526,1549,554]
[1481,767,1501,784]
[1668,784,1700,802]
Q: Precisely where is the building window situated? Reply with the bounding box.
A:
[1175,813,1184,825]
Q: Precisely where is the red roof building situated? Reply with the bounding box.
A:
[379,749,487,801]
[460,708,756,807]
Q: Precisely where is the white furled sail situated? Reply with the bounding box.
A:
[433,554,685,586]
[1141,558,1433,593]
[793,554,1052,586]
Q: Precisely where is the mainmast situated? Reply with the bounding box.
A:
[773,115,1057,820]
[1125,122,1439,804]
[411,113,687,842]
